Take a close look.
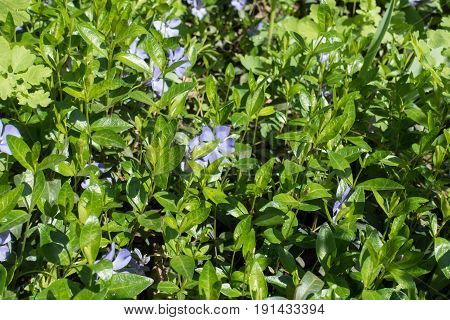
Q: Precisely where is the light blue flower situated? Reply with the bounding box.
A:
[231,0,247,11]
[153,18,181,38]
[168,47,191,78]
[128,248,151,275]
[81,162,112,189]
[0,231,12,262]
[146,65,168,97]
[332,185,352,216]
[189,126,235,167]
[409,0,420,6]
[103,243,132,271]
[188,0,208,20]
[0,120,21,155]
[249,21,264,36]
[128,37,149,60]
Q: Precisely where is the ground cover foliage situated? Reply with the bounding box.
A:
[0,0,449,300]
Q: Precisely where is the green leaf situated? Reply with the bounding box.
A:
[77,23,108,57]
[360,0,397,82]
[294,271,324,300]
[316,223,336,269]
[91,115,133,133]
[106,273,153,299]
[249,262,268,300]
[203,187,229,205]
[246,84,266,117]
[145,33,166,70]
[357,178,404,191]
[434,237,450,279]
[115,52,151,74]
[0,0,30,25]
[255,158,275,194]
[79,215,101,265]
[39,224,72,266]
[0,264,6,298]
[78,185,103,224]
[126,177,148,213]
[6,135,34,172]
[179,206,211,234]
[0,184,24,217]
[199,261,221,300]
[11,45,35,73]
[273,193,299,207]
[0,209,30,233]
[92,130,126,148]
[153,145,184,175]
[157,281,179,294]
[170,255,195,280]
[153,191,178,212]
[302,182,331,201]
[37,154,66,171]
[328,151,350,171]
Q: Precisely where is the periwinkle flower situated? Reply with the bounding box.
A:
[81,162,112,189]
[146,65,168,97]
[0,231,12,262]
[321,84,332,101]
[128,248,151,275]
[332,185,352,216]
[189,126,235,167]
[0,120,21,155]
[128,37,149,60]
[153,18,181,38]
[318,53,330,69]
[409,0,420,6]
[188,0,207,20]
[104,243,132,272]
[249,21,264,36]
[168,47,191,78]
[231,0,247,11]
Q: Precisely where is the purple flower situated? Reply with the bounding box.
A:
[146,65,168,97]
[318,53,330,69]
[188,0,208,20]
[168,47,191,78]
[0,231,12,262]
[81,162,112,189]
[332,185,352,216]
[231,0,246,11]
[0,120,21,155]
[153,19,181,38]
[103,243,132,271]
[189,126,235,167]
[128,37,149,60]
[321,85,332,100]
[249,21,264,36]
[409,0,420,6]
[127,248,151,275]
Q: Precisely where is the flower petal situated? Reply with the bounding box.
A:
[200,126,214,142]
[165,28,179,38]
[218,137,235,154]
[152,79,167,97]
[188,136,200,152]
[0,231,11,245]
[104,243,115,261]
[215,125,230,141]
[204,149,222,164]
[167,18,181,28]
[113,249,132,271]
[0,245,10,262]
[81,177,90,190]
[3,124,21,138]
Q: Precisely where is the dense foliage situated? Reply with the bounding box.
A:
[0,0,449,300]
